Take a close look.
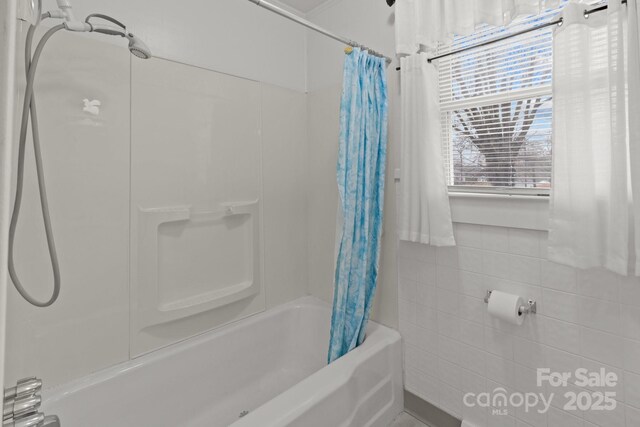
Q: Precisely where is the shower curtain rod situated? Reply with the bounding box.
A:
[395,0,627,70]
[247,0,392,64]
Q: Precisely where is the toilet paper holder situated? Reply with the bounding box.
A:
[484,290,537,315]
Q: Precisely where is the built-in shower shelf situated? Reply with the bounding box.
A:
[131,200,262,355]
[158,280,254,312]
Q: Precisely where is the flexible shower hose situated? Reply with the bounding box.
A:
[8,23,65,307]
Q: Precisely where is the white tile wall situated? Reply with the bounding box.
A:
[398,223,640,427]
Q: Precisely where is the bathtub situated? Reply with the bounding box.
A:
[41,297,403,426]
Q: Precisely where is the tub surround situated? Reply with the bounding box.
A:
[6,27,308,389]
[0,0,19,394]
[129,57,265,356]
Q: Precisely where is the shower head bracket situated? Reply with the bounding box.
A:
[49,0,90,31]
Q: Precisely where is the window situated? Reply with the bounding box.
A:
[438,6,564,194]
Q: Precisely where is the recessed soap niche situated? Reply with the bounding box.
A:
[131,201,263,356]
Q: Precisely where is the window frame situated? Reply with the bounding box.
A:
[436,10,561,197]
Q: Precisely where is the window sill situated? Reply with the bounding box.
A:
[394,169,550,231]
[449,191,549,231]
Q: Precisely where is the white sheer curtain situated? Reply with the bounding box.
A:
[549,1,640,275]
[395,0,560,248]
[399,54,455,246]
[395,0,562,54]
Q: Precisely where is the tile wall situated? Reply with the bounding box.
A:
[398,223,640,427]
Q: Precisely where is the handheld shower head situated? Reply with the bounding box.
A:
[126,33,151,59]
[84,14,152,59]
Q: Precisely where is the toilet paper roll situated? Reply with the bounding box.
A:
[487,290,525,325]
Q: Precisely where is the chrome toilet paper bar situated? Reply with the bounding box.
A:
[484,290,537,315]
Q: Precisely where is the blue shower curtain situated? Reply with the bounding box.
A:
[328,48,388,363]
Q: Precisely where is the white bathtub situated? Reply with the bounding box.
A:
[41,297,403,426]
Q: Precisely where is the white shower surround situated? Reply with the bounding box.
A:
[0,0,19,393]
[6,25,309,388]
[41,297,403,427]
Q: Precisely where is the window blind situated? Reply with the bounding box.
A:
[438,5,565,194]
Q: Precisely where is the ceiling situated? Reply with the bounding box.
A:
[277,0,331,13]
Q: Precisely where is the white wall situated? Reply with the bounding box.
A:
[6,5,309,387]
[306,0,400,328]
[39,0,307,92]
[0,0,19,392]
